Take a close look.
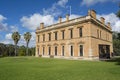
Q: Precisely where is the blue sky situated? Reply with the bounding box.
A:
[0,0,120,47]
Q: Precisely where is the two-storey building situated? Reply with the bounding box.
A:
[36,10,113,60]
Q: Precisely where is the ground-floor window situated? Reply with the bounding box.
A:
[70,46,73,56]
[55,46,57,56]
[37,48,39,55]
[79,45,83,56]
[43,47,45,55]
[62,46,64,56]
[48,46,51,55]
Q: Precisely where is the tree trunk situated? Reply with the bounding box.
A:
[15,44,17,56]
[26,42,29,56]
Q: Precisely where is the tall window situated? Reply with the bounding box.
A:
[55,32,57,40]
[37,48,39,55]
[100,31,101,39]
[62,46,64,56]
[48,47,51,55]
[97,29,99,38]
[55,46,57,56]
[38,35,40,42]
[70,46,73,56]
[108,34,109,40]
[79,45,83,56]
[43,47,45,55]
[43,34,45,41]
[62,30,64,39]
[70,29,73,38]
[79,28,82,37]
[48,33,51,41]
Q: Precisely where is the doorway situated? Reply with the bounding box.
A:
[99,45,110,59]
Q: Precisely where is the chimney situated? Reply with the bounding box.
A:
[66,14,69,21]
[107,22,111,29]
[59,16,62,23]
[88,10,96,19]
[100,17,105,24]
[40,23,44,29]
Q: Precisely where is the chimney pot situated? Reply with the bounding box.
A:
[107,22,110,27]
[88,10,96,19]
[59,16,62,23]
[107,22,111,29]
[100,17,105,24]
[66,14,69,21]
[40,23,44,29]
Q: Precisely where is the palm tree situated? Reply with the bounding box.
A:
[12,32,21,56]
[24,32,32,56]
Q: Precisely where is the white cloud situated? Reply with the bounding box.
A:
[0,14,7,22]
[58,0,68,7]
[20,13,81,31]
[81,0,117,6]
[43,0,68,16]
[20,0,70,30]
[5,33,12,40]
[70,14,80,19]
[20,14,56,30]
[0,14,6,21]
[0,23,8,31]
[0,14,19,32]
[0,14,8,31]
[10,25,18,32]
[97,13,120,32]
[0,33,13,44]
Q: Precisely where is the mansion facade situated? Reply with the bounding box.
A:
[35,10,113,60]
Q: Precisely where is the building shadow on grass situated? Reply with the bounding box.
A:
[103,57,120,65]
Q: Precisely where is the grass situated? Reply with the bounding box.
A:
[0,57,120,80]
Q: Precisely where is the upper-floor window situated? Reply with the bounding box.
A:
[48,33,51,41]
[79,28,82,37]
[106,33,107,40]
[38,35,40,42]
[54,32,57,40]
[43,34,45,41]
[100,31,102,39]
[106,33,109,40]
[61,30,65,39]
[108,34,109,40]
[97,29,99,38]
[70,29,73,39]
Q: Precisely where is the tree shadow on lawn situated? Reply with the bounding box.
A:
[103,57,120,65]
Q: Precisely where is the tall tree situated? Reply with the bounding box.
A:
[117,2,120,18]
[19,45,26,56]
[8,44,15,56]
[12,32,21,56]
[117,10,120,18]
[24,32,32,56]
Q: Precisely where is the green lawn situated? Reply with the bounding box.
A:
[0,57,120,80]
